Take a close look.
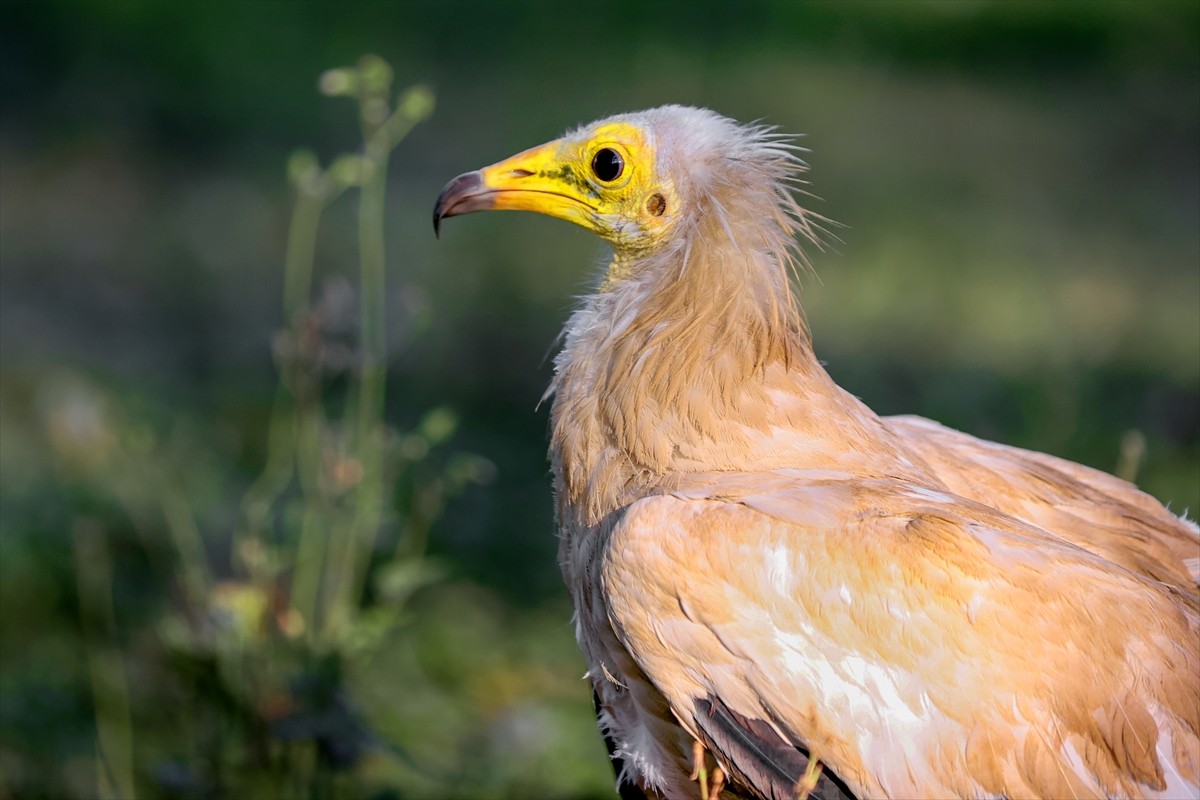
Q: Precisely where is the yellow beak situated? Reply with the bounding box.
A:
[433,139,600,236]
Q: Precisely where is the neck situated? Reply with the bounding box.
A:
[548,210,838,526]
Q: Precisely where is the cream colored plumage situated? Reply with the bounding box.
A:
[434,105,1200,800]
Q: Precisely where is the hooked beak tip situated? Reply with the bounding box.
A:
[433,170,487,238]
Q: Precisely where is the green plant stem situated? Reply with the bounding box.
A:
[280,187,340,642]
[284,193,325,321]
[73,522,137,800]
[155,470,213,613]
[241,189,330,590]
[339,96,430,621]
[328,150,389,640]
[337,104,430,627]
[255,179,349,636]
[288,79,432,644]
[291,392,329,644]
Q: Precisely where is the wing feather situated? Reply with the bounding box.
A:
[601,474,1200,800]
[888,415,1200,587]
[693,695,856,800]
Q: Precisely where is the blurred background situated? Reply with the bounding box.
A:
[1,1,1197,798]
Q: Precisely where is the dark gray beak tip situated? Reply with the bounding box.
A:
[433,170,487,239]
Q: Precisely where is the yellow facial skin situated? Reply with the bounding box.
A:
[434,122,678,254]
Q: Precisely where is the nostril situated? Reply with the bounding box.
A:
[507,169,535,178]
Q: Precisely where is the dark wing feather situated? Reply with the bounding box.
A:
[693,696,858,800]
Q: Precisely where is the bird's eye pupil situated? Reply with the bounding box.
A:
[591,148,624,182]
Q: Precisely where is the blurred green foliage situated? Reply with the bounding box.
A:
[1,2,1198,799]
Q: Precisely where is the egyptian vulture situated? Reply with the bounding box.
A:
[434,106,1200,800]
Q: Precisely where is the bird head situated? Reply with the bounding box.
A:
[434,105,813,264]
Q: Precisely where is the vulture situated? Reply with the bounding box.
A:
[433,106,1200,800]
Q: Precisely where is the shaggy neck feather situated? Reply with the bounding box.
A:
[548,190,829,527]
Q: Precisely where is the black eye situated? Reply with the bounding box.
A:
[591,148,624,182]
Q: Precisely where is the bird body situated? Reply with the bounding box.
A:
[435,106,1200,800]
